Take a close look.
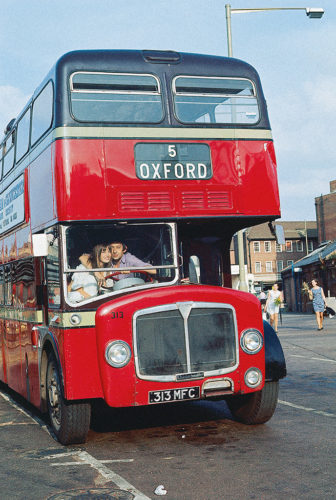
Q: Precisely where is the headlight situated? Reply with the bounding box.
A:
[245,368,262,388]
[240,329,263,354]
[105,341,131,368]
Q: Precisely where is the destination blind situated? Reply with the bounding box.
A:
[135,143,212,180]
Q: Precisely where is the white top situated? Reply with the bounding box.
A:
[68,264,98,302]
[267,289,282,314]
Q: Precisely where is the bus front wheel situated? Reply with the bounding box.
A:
[46,353,91,445]
[226,381,279,425]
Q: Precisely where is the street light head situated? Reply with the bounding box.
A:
[306,7,324,19]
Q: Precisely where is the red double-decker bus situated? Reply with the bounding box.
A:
[0,50,286,444]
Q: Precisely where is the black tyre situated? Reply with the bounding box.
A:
[46,353,91,445]
[226,381,279,425]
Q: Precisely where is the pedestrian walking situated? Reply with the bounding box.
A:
[259,290,267,319]
[265,283,283,333]
[309,279,327,331]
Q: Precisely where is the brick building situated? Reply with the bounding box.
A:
[241,221,318,291]
[315,180,336,243]
[281,180,336,312]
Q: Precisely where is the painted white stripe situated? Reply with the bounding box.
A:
[0,391,39,423]
[278,400,336,418]
[0,390,52,435]
[310,356,336,363]
[76,451,151,500]
[289,354,336,363]
[0,392,150,498]
[54,125,273,140]
[51,459,134,466]
[0,421,35,426]
[43,452,80,460]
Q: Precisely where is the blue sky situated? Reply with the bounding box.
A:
[0,0,334,221]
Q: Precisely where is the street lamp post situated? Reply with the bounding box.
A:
[225,4,324,291]
[226,5,324,56]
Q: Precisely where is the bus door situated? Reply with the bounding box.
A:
[179,228,232,287]
[45,228,62,351]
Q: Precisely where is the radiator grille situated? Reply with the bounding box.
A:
[135,304,236,380]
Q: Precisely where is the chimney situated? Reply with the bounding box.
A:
[330,180,336,193]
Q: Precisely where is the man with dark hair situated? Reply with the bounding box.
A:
[109,241,156,280]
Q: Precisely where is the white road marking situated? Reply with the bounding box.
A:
[278,400,336,418]
[0,421,35,426]
[289,354,336,363]
[42,451,148,498]
[0,391,39,423]
[43,452,79,460]
[0,391,150,498]
[310,356,336,363]
[0,389,52,435]
[50,459,134,466]
[76,451,151,500]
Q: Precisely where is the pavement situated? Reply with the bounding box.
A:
[275,310,336,361]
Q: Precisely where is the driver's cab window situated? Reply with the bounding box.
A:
[64,223,177,306]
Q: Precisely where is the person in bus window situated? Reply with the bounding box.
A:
[108,241,156,281]
[68,244,111,302]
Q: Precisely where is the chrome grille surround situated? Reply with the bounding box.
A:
[133,301,239,382]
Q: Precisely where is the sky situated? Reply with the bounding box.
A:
[0,0,334,221]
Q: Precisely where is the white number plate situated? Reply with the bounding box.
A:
[149,386,200,404]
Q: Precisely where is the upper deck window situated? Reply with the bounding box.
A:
[173,76,260,125]
[2,132,15,177]
[70,72,164,123]
[16,107,31,162]
[31,81,53,146]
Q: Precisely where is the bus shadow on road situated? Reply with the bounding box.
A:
[90,398,235,435]
[0,380,237,438]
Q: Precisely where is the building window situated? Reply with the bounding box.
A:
[296,241,303,252]
[277,261,283,272]
[266,261,273,272]
[276,243,282,253]
[285,241,293,252]
[255,261,261,273]
[264,241,272,253]
[287,260,294,267]
[308,240,313,252]
[253,241,260,253]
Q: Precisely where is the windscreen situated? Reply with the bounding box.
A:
[173,76,259,124]
[64,223,176,305]
[70,72,163,123]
